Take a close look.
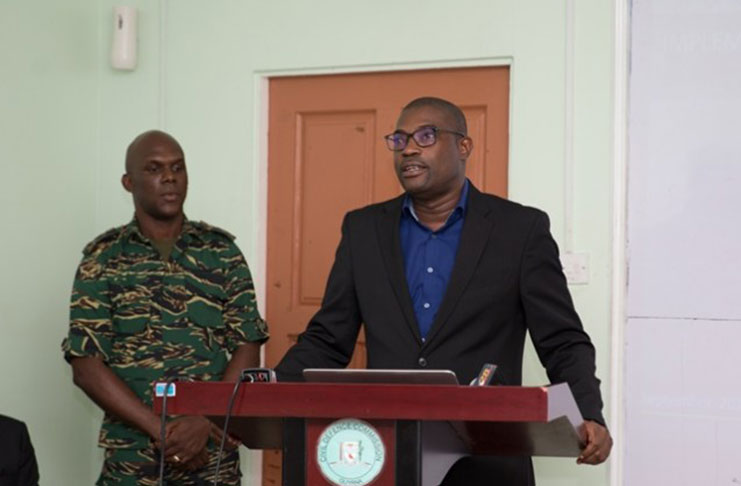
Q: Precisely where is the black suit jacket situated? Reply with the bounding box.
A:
[0,416,39,486]
[276,184,605,484]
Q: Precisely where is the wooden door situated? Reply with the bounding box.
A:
[263,67,509,485]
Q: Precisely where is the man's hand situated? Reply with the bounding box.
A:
[173,446,210,472]
[155,416,211,466]
[577,420,612,465]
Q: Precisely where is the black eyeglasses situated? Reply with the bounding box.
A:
[384,125,466,151]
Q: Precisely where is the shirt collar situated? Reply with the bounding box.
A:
[402,178,470,224]
[121,216,202,243]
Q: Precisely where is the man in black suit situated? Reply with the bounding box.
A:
[276,97,612,484]
[0,415,39,486]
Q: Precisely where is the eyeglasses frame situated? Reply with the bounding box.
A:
[383,125,467,152]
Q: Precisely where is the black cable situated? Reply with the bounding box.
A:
[211,376,247,486]
[158,377,181,486]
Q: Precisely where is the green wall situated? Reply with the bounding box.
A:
[0,1,101,483]
[0,1,615,484]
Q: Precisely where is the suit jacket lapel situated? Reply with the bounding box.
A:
[376,196,422,344]
[424,185,495,345]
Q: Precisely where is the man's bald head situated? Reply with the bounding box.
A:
[125,130,184,174]
[400,97,468,135]
[122,129,188,224]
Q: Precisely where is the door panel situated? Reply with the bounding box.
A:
[295,110,376,305]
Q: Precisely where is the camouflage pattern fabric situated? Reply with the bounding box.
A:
[62,219,269,450]
[97,443,241,486]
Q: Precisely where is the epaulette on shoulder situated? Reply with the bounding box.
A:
[83,226,123,256]
[193,220,236,241]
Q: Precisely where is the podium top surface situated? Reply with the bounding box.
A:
[154,381,580,424]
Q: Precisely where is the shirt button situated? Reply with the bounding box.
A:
[423,303,430,309]
[418,357,428,367]
[431,234,437,239]
[427,267,434,273]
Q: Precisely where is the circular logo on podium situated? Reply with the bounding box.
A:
[316,418,385,485]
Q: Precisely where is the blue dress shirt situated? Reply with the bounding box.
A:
[400,180,469,340]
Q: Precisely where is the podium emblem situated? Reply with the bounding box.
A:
[340,441,360,465]
[317,418,385,485]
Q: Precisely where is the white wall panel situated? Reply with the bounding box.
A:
[625,318,741,485]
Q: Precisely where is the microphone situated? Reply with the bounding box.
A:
[154,376,188,486]
[213,368,276,486]
[471,363,499,386]
[240,367,276,383]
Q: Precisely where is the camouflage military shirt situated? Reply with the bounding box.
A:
[62,219,269,449]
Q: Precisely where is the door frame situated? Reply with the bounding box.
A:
[247,57,512,485]
[609,1,630,485]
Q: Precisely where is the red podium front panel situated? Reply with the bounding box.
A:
[153,382,584,485]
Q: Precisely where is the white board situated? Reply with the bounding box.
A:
[626,0,741,483]
[627,0,741,319]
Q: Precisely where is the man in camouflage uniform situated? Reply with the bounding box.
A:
[63,130,268,485]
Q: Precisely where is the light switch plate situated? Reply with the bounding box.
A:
[560,252,589,285]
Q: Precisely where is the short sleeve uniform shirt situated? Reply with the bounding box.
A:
[62,219,269,449]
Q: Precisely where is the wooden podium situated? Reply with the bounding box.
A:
[153,381,585,486]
